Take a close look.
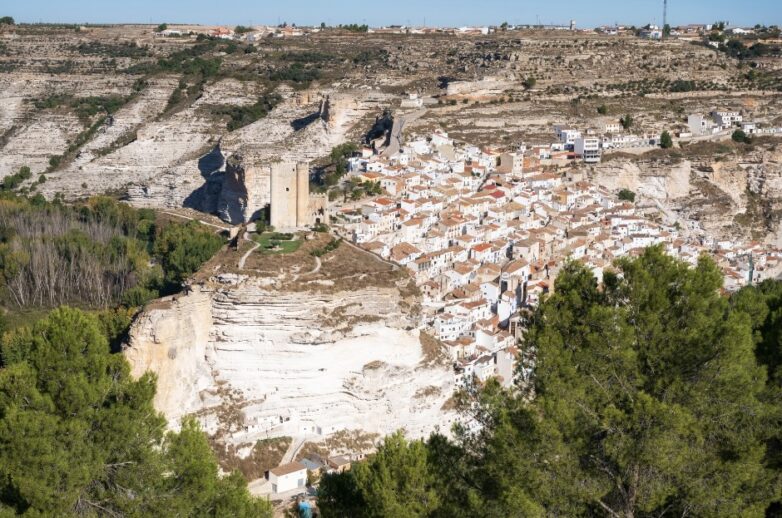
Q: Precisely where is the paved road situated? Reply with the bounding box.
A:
[382,109,426,157]
[281,437,306,465]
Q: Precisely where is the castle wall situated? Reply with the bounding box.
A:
[309,194,329,225]
[296,163,309,226]
[270,162,298,229]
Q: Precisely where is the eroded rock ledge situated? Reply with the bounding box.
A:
[124,275,456,444]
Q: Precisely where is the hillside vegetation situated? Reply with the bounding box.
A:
[0,194,224,311]
[319,247,782,517]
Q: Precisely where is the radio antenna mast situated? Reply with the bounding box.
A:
[662,0,668,40]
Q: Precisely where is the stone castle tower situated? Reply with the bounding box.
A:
[270,162,312,229]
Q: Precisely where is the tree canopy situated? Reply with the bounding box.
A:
[0,195,224,310]
[660,130,673,148]
[318,432,440,518]
[0,306,271,516]
[617,188,636,203]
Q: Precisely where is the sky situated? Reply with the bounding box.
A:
[5,0,781,29]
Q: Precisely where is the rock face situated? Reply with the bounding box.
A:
[216,156,270,224]
[591,158,692,201]
[124,275,456,442]
[591,148,782,244]
[125,286,214,420]
[122,88,391,218]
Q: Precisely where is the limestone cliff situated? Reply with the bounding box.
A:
[125,286,214,423]
[591,147,782,245]
[124,274,456,442]
[216,156,270,224]
[591,158,691,201]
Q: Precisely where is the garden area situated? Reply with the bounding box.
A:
[252,232,301,254]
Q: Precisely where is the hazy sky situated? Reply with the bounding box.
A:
[6,0,781,28]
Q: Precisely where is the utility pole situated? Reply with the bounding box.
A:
[662,0,668,40]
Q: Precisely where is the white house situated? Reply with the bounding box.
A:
[711,111,742,128]
[574,137,601,163]
[687,114,715,136]
[268,462,307,494]
[741,121,757,134]
[554,126,582,146]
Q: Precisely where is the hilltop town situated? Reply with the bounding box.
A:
[331,120,782,390]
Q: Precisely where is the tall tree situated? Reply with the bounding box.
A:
[319,432,440,518]
[0,307,271,516]
[429,247,777,517]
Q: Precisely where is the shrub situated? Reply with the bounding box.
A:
[660,131,673,149]
[732,129,751,143]
[618,188,636,203]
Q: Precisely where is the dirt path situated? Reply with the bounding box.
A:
[160,210,230,233]
[238,242,261,269]
[306,255,321,275]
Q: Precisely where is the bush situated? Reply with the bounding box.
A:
[660,131,673,149]
[269,63,321,84]
[311,238,342,257]
[212,93,281,131]
[154,220,224,287]
[670,80,696,92]
[732,129,751,143]
[618,188,636,203]
[0,166,32,191]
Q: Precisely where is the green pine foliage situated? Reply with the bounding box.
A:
[660,130,673,148]
[618,188,636,202]
[0,307,271,516]
[320,247,782,517]
[153,220,224,287]
[318,432,440,517]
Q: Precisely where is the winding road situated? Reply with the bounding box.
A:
[382,109,427,157]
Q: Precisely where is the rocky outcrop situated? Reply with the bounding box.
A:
[591,158,692,201]
[445,75,516,98]
[592,148,782,244]
[125,286,214,422]
[216,156,270,224]
[124,275,456,441]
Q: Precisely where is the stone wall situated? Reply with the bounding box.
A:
[269,162,299,229]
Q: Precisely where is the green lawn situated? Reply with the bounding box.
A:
[251,232,301,254]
